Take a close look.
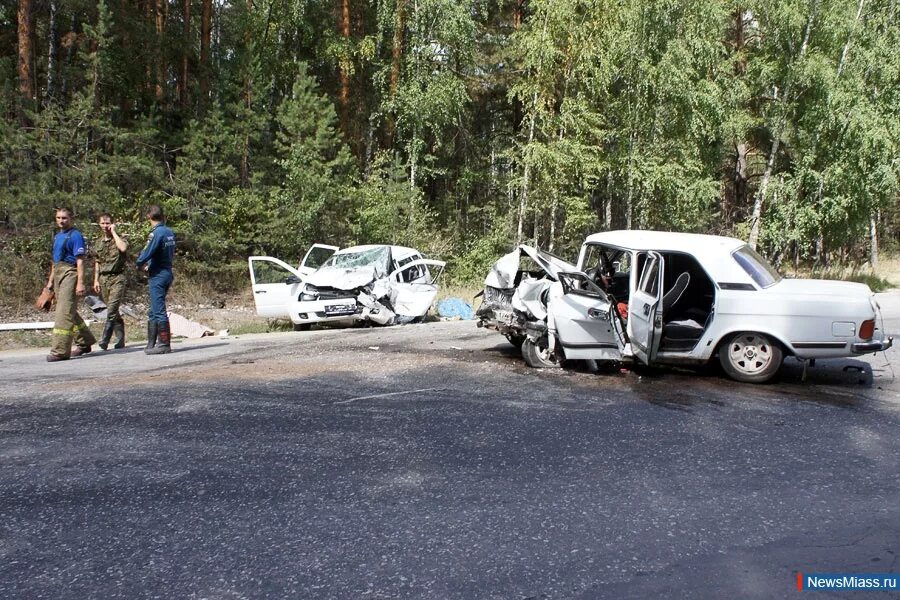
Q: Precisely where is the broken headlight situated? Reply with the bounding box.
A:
[300,285,319,302]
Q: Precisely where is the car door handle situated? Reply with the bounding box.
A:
[643,303,651,316]
[255,290,267,294]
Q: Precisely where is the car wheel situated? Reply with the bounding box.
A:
[505,333,526,348]
[719,332,783,383]
[522,338,562,369]
[293,323,311,332]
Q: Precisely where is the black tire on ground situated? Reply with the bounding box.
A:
[718,331,783,383]
[522,338,562,369]
[293,323,312,332]
[505,333,526,348]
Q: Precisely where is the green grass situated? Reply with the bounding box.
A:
[800,268,895,292]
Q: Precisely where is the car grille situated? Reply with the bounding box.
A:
[303,285,357,301]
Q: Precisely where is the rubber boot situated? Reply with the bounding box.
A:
[146,321,171,354]
[113,318,126,349]
[144,321,158,353]
[98,320,115,351]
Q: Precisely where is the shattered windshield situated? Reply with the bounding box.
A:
[324,246,392,275]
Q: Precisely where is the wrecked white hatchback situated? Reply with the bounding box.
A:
[249,244,445,328]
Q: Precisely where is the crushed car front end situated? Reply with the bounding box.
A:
[476,246,576,348]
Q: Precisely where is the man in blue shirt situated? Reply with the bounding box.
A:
[136,205,176,354]
[45,207,97,361]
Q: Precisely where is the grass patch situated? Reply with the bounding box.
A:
[793,265,895,292]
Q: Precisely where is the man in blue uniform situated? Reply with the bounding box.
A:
[136,205,176,355]
[45,207,97,361]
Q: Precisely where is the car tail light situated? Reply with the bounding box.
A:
[859,319,875,340]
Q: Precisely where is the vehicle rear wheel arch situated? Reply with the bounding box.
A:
[713,329,792,359]
[714,330,788,383]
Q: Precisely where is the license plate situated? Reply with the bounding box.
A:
[324,303,357,316]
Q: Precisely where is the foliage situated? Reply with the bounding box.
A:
[0,0,897,295]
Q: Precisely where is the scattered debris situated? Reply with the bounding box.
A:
[84,295,108,320]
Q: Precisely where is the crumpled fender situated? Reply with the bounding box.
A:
[357,290,395,325]
[511,278,551,321]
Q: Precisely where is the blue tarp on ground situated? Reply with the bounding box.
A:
[437,298,475,320]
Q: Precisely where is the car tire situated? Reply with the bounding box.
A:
[522,338,562,369]
[505,333,526,348]
[293,323,311,332]
[718,332,783,383]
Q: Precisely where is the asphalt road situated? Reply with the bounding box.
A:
[1,293,899,599]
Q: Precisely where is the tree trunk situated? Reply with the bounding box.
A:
[337,0,351,138]
[240,0,253,186]
[17,0,35,109]
[516,95,537,243]
[200,0,211,104]
[869,211,879,268]
[748,1,817,249]
[837,0,865,78]
[59,15,77,102]
[46,0,59,105]
[385,0,407,145]
[513,0,525,29]
[155,0,167,101]
[180,0,191,107]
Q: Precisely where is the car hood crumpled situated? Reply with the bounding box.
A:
[305,266,379,290]
[484,245,575,289]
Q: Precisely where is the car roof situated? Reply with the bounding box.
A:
[583,230,755,284]
[585,230,746,253]
[336,244,420,259]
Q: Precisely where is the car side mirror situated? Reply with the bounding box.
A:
[285,275,301,284]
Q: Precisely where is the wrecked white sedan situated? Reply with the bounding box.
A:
[249,244,444,328]
[479,231,892,383]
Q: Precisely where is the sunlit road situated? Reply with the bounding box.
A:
[1,293,898,599]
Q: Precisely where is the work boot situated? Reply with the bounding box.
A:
[71,345,92,357]
[46,353,70,362]
[98,320,115,351]
[145,321,171,355]
[144,321,158,353]
[113,318,126,349]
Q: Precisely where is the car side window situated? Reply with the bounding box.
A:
[638,256,659,296]
[253,261,295,285]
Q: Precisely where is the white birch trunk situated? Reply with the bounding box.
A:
[748,2,817,249]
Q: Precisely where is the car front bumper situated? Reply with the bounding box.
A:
[294,298,361,324]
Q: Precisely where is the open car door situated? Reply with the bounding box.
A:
[550,272,626,360]
[248,256,304,318]
[298,244,339,277]
[629,251,664,365]
[389,259,446,318]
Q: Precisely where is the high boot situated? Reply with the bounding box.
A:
[146,321,171,354]
[113,318,126,349]
[144,321,158,353]
[98,320,115,351]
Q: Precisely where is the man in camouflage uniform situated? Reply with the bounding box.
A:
[92,213,129,350]
[46,207,97,362]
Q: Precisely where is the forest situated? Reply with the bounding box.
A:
[1,0,898,292]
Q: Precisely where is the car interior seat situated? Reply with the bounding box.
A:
[660,271,709,351]
[662,272,690,314]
